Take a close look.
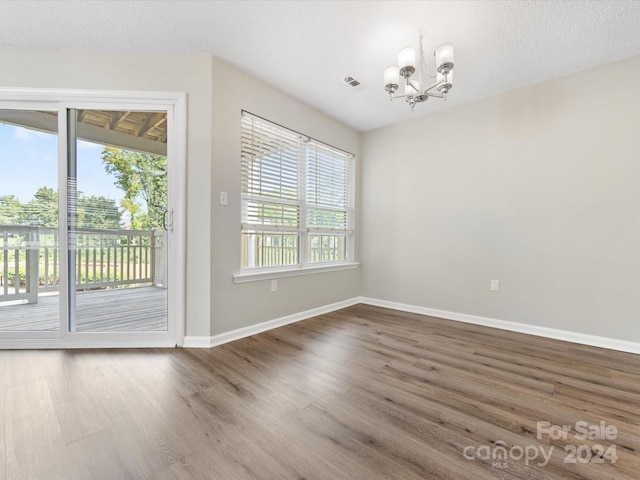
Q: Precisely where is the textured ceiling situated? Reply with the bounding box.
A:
[1,1,639,132]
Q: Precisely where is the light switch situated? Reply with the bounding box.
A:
[219,191,228,206]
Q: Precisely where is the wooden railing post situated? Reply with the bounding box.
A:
[1,229,8,297]
[26,226,39,304]
[152,230,167,288]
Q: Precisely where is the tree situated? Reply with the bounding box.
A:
[101,147,167,230]
[0,195,23,225]
[77,195,120,229]
[22,187,58,226]
[0,188,119,230]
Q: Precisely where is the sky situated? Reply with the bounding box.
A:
[0,122,123,203]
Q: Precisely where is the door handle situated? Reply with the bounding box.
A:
[166,209,174,233]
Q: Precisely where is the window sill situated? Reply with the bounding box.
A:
[233,262,359,284]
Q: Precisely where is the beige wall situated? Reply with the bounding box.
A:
[210,58,360,336]
[361,54,640,342]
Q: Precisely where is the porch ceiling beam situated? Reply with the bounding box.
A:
[0,110,167,156]
[110,111,130,130]
[77,122,167,156]
[137,112,166,138]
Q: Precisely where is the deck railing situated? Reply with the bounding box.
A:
[0,225,166,304]
[242,233,347,268]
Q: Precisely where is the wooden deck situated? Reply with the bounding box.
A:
[0,286,167,332]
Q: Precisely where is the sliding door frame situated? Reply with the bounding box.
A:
[0,99,61,342]
[0,88,186,348]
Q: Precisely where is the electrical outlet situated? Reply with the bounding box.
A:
[491,279,500,292]
[270,280,278,293]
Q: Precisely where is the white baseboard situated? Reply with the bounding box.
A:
[183,297,360,348]
[359,297,640,355]
[180,336,213,348]
[182,295,640,355]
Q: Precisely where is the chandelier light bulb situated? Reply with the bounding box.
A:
[398,47,416,78]
[435,43,454,74]
[384,65,400,92]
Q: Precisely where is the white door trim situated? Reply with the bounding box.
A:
[0,87,187,348]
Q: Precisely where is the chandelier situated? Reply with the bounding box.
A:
[384,31,454,110]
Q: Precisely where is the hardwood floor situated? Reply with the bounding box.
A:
[1,303,639,479]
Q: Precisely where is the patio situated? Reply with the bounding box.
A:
[1,225,168,333]
[0,286,167,332]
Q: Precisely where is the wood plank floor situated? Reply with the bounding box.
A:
[0,287,168,332]
[1,303,639,479]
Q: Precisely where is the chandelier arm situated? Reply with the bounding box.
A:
[390,91,416,99]
[422,76,448,93]
[389,78,448,100]
[407,79,420,93]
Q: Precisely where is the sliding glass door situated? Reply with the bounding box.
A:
[67,109,169,333]
[0,109,60,333]
[0,93,184,347]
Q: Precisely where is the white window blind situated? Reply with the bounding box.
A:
[240,112,354,270]
[241,114,301,231]
[306,142,352,233]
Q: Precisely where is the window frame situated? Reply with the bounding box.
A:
[234,112,357,283]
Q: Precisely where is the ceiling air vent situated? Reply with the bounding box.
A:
[343,76,361,88]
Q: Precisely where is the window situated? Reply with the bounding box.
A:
[240,112,354,272]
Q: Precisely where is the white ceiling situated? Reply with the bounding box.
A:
[1,1,640,132]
